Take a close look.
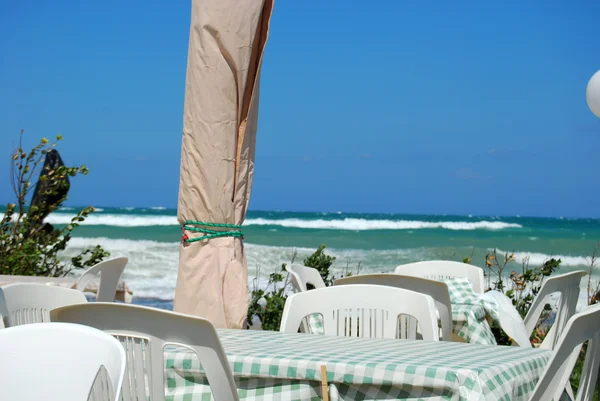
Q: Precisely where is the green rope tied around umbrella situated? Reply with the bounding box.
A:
[181,220,243,243]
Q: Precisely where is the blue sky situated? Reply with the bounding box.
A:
[1,1,599,217]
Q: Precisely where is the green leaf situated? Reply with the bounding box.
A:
[1,133,108,277]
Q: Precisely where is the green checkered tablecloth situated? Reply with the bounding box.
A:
[165,328,551,401]
[306,277,497,345]
[444,278,497,345]
[444,277,481,305]
[452,304,496,345]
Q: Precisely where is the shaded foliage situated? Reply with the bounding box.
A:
[0,132,109,277]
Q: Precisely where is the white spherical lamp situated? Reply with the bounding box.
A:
[587,70,600,118]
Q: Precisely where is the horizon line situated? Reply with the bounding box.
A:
[1,204,596,221]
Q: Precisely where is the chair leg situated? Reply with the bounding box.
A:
[562,381,575,401]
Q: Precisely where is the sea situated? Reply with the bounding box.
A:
[33,207,600,309]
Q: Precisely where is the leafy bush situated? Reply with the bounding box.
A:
[477,249,560,345]
[247,244,358,330]
[0,132,109,277]
[479,248,600,397]
[303,244,336,286]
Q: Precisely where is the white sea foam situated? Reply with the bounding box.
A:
[62,238,321,300]
[58,207,75,211]
[61,238,432,300]
[46,214,177,226]
[45,214,523,231]
[244,218,522,231]
[62,237,596,302]
[151,206,167,210]
[95,208,104,212]
[63,237,179,300]
[496,249,592,267]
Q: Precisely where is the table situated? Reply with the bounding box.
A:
[165,328,551,401]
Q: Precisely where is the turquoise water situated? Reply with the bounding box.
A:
[10,206,600,302]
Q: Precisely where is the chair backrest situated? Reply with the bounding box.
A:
[334,274,453,341]
[76,257,128,302]
[284,264,327,333]
[280,284,439,340]
[529,303,600,401]
[523,270,586,350]
[285,264,326,292]
[0,322,126,401]
[394,260,486,293]
[0,283,88,327]
[51,303,239,401]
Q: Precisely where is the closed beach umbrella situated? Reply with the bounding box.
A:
[174,0,274,328]
[29,149,70,234]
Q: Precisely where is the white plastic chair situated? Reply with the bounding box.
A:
[523,270,586,350]
[334,274,453,341]
[285,264,326,292]
[529,303,600,401]
[280,284,440,340]
[0,283,87,327]
[285,264,327,333]
[51,302,239,401]
[520,271,587,401]
[394,260,486,293]
[0,322,126,401]
[76,257,128,302]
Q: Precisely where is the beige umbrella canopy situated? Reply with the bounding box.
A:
[174,0,274,328]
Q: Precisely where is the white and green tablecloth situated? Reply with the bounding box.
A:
[165,328,550,401]
[444,278,497,345]
[451,303,497,345]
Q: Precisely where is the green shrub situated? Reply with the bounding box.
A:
[479,250,560,345]
[303,244,336,285]
[247,244,358,330]
[0,132,109,277]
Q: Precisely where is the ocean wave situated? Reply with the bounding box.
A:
[46,214,177,226]
[244,218,522,231]
[45,214,522,230]
[62,237,595,302]
[58,206,103,212]
[496,249,591,267]
[63,238,316,299]
[151,206,167,210]
[65,237,179,300]
[62,238,430,299]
